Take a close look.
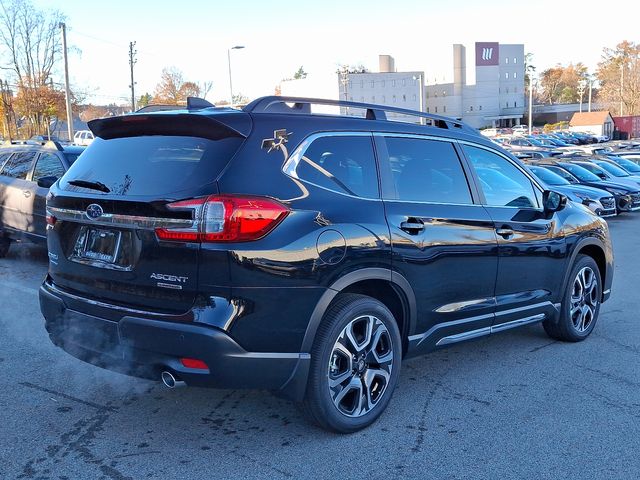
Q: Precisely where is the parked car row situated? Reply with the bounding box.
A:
[501,136,640,219]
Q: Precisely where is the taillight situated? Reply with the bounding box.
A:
[46,214,57,226]
[155,195,289,243]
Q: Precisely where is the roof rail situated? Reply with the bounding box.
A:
[2,139,28,145]
[243,96,478,135]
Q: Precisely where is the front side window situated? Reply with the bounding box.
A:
[294,136,379,198]
[33,153,65,181]
[463,145,538,208]
[0,151,36,179]
[384,137,473,204]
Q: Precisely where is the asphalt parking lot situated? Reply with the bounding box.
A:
[1,215,639,480]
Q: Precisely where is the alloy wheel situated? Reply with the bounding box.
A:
[570,266,599,333]
[327,315,394,417]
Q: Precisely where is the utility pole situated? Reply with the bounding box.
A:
[59,22,74,142]
[528,76,533,135]
[129,41,137,112]
[620,62,625,116]
[0,79,12,141]
[588,78,593,112]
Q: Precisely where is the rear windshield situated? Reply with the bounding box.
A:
[59,135,242,196]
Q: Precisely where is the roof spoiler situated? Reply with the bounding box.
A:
[88,113,247,141]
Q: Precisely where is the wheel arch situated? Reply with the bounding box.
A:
[564,237,609,302]
[299,268,417,355]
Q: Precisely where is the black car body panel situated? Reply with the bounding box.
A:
[40,97,614,400]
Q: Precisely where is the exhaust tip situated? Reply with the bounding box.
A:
[161,371,185,388]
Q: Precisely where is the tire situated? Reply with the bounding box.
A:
[0,237,10,258]
[543,255,601,342]
[301,293,402,433]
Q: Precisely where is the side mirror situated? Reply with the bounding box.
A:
[36,176,57,188]
[543,190,567,213]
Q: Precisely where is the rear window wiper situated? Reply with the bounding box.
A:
[68,179,111,193]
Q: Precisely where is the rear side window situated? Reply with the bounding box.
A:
[384,137,473,204]
[294,136,379,198]
[59,136,243,196]
[0,151,37,179]
[33,153,65,181]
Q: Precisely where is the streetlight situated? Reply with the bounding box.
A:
[228,45,245,107]
[412,73,424,124]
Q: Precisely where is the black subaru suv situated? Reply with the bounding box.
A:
[40,97,613,432]
[0,140,84,257]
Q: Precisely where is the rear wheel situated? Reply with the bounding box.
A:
[0,237,11,258]
[301,293,402,433]
[544,255,601,342]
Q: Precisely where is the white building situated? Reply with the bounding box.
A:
[338,55,424,123]
[339,44,526,129]
[426,43,525,128]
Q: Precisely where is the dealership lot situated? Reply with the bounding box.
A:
[0,215,639,480]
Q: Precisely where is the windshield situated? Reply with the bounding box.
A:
[595,161,630,177]
[528,166,570,186]
[612,157,640,173]
[560,163,602,182]
[60,135,243,197]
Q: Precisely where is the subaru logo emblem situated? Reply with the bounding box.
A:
[86,204,104,220]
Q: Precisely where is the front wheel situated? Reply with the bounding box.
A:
[301,293,402,433]
[544,255,602,342]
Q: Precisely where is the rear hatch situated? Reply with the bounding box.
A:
[46,112,248,313]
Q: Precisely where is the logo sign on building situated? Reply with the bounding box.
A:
[475,42,499,66]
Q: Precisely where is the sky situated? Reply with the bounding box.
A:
[27,0,640,106]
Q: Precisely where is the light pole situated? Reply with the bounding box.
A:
[528,76,534,135]
[227,45,245,106]
[412,73,424,124]
[578,79,586,113]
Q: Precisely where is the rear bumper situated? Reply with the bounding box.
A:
[39,281,310,400]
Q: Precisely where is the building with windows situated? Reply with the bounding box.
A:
[338,55,424,123]
[339,44,526,129]
[426,43,525,128]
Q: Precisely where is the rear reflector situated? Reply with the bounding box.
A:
[180,358,209,370]
[156,195,289,243]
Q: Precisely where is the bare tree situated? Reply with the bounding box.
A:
[200,81,213,100]
[0,0,66,135]
[0,0,63,87]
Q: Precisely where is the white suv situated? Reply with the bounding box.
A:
[73,130,94,146]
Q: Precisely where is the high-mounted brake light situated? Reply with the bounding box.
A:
[155,195,289,243]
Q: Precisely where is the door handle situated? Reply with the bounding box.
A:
[22,190,32,198]
[400,219,425,234]
[496,227,514,239]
